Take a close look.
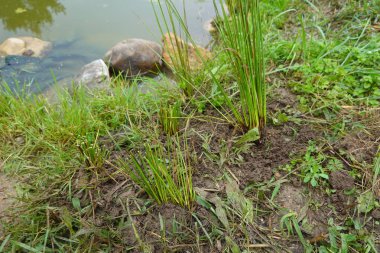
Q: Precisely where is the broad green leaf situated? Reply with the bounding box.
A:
[11,241,40,253]
[234,128,260,147]
[319,173,329,179]
[72,197,81,211]
[196,195,213,210]
[213,197,230,230]
[357,191,377,213]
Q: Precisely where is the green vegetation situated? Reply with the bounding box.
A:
[120,139,195,209]
[283,141,344,187]
[215,0,266,133]
[158,100,181,136]
[154,0,199,97]
[1,0,379,252]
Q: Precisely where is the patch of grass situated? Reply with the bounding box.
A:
[318,218,378,253]
[76,130,109,169]
[159,100,182,136]
[266,0,380,119]
[153,0,207,97]
[120,138,195,209]
[0,82,153,251]
[291,37,380,110]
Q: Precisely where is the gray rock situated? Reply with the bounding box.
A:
[75,59,110,89]
[104,39,162,77]
[43,60,110,104]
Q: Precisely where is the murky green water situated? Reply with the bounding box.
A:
[0,0,215,92]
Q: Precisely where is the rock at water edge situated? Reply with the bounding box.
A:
[75,59,110,90]
[162,33,212,72]
[104,38,162,77]
[0,37,52,57]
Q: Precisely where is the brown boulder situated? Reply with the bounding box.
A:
[104,39,162,77]
[162,33,212,72]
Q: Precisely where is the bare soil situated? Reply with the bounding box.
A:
[69,88,380,251]
[0,168,16,237]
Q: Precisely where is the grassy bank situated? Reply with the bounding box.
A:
[1,0,379,252]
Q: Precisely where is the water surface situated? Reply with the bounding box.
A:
[0,0,215,92]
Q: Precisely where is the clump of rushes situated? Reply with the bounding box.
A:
[120,139,195,209]
[159,100,182,135]
[153,0,197,97]
[214,0,266,134]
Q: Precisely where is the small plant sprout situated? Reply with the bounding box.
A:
[300,141,329,187]
[77,131,109,169]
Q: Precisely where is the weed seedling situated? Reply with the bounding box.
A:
[300,142,330,187]
[77,131,109,169]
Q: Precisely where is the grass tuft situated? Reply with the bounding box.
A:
[120,138,195,209]
[159,100,182,136]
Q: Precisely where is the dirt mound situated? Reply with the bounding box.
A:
[334,109,380,164]
[189,116,320,187]
[329,170,355,190]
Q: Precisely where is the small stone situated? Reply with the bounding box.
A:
[0,38,25,56]
[15,136,25,145]
[43,60,110,104]
[75,59,110,90]
[104,39,162,77]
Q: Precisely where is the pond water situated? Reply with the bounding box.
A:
[0,0,216,92]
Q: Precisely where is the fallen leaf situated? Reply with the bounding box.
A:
[15,8,27,14]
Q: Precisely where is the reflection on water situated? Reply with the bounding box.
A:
[0,0,65,36]
[0,0,216,93]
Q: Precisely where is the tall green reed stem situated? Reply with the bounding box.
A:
[215,0,266,133]
[154,0,266,136]
[153,0,194,96]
